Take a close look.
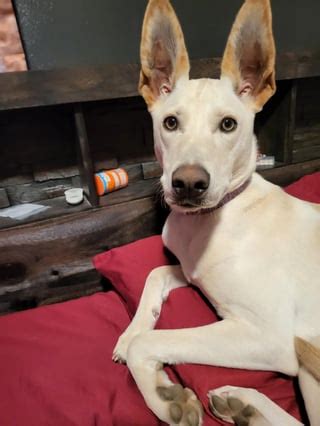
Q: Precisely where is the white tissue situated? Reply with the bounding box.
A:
[0,203,50,220]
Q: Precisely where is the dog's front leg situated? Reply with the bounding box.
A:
[209,386,303,426]
[126,320,299,426]
[113,265,187,363]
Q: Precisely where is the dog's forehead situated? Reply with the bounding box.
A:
[159,78,240,113]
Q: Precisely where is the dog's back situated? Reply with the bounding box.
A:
[296,337,320,381]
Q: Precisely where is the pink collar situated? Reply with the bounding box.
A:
[187,178,251,216]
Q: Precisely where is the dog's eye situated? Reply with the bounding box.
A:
[220,117,237,133]
[163,116,179,131]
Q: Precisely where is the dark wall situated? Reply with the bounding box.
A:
[14,0,320,71]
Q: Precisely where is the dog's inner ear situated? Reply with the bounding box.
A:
[150,23,175,95]
[221,0,276,111]
[139,0,190,108]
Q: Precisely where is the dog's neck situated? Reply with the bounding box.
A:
[187,178,251,216]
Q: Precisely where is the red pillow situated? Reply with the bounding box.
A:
[284,171,320,202]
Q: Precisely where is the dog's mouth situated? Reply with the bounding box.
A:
[176,203,201,212]
[167,197,213,214]
[166,177,252,214]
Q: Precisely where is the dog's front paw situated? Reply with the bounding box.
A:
[208,386,259,425]
[157,384,203,426]
[112,328,139,363]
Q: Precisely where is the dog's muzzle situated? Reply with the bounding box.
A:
[171,165,210,207]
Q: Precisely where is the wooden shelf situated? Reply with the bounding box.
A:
[0,196,161,314]
[98,178,159,207]
[0,196,91,230]
[259,158,320,186]
[1,50,320,314]
[1,51,320,111]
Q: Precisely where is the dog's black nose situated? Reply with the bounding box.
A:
[172,165,210,201]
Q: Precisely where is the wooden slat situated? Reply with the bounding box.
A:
[293,145,320,164]
[293,124,320,163]
[98,178,160,207]
[0,196,163,314]
[0,196,92,230]
[189,57,221,79]
[259,158,320,186]
[0,188,10,209]
[142,161,162,180]
[0,63,140,111]
[1,52,320,111]
[74,106,99,207]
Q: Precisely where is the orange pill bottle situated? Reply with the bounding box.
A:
[94,168,128,196]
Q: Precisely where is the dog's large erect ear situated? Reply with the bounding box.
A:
[139,0,190,109]
[221,0,276,112]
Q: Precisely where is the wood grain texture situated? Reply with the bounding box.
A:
[74,106,99,207]
[260,158,320,186]
[293,124,320,163]
[33,163,79,182]
[0,196,92,231]
[0,63,140,111]
[142,161,162,180]
[1,52,320,111]
[98,178,160,207]
[6,178,73,204]
[0,188,10,209]
[0,197,163,314]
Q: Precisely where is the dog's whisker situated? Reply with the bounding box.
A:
[153,180,167,209]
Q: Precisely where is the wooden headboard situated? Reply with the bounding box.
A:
[0,52,320,315]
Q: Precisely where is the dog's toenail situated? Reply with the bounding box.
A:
[227,397,245,412]
[157,386,172,401]
[209,395,229,415]
[232,414,250,426]
[242,404,256,417]
[186,407,200,426]
[169,402,183,423]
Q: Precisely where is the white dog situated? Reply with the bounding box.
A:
[113,0,320,424]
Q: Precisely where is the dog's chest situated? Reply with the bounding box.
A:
[162,211,242,309]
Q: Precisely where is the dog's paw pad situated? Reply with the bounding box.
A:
[209,391,256,425]
[156,385,203,425]
[157,384,184,401]
[170,402,183,423]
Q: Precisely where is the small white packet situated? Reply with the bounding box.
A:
[0,203,50,220]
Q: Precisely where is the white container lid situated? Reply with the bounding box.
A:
[64,188,84,205]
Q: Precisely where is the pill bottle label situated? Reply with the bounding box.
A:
[95,168,129,196]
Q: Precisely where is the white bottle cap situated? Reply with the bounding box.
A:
[64,188,84,205]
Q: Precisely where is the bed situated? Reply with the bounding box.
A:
[1,172,319,426]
